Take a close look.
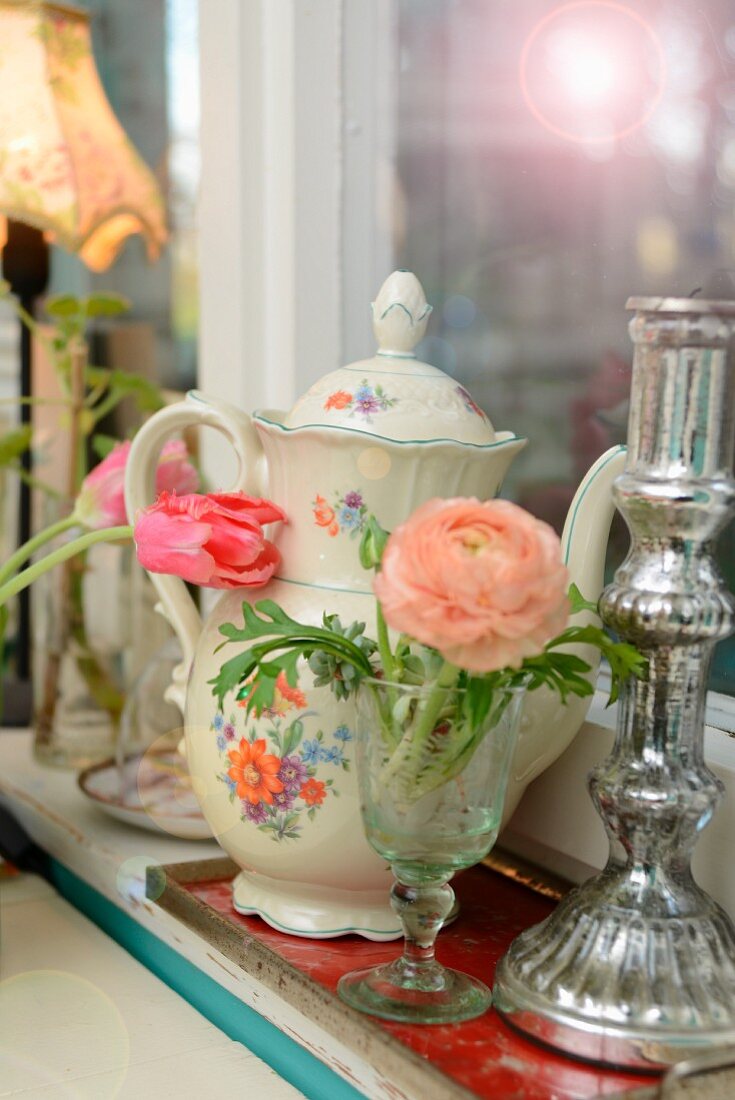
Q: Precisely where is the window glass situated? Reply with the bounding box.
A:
[50,0,199,390]
[388,0,735,693]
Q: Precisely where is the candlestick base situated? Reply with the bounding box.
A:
[494,865,735,1071]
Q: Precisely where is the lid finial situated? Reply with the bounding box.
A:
[371,271,432,358]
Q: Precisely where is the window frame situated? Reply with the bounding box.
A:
[195,0,735,873]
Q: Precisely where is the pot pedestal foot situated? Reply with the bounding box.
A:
[232,870,403,941]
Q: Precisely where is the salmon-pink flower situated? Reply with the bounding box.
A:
[324,390,352,411]
[134,491,285,589]
[313,494,335,528]
[374,498,569,673]
[75,440,198,530]
[299,777,327,807]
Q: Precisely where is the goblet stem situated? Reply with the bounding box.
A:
[338,869,491,1022]
[388,875,454,990]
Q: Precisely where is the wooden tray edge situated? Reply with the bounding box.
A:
[148,859,478,1100]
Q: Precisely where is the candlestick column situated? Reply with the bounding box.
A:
[494,296,735,1070]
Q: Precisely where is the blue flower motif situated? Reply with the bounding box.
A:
[333,724,352,742]
[339,505,362,530]
[355,383,372,401]
[224,775,236,793]
[322,745,344,765]
[213,713,224,732]
[216,733,227,752]
[300,739,324,766]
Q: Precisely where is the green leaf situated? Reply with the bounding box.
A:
[91,433,119,459]
[282,719,304,758]
[102,371,165,412]
[359,515,390,571]
[45,294,81,318]
[542,623,646,705]
[85,366,113,387]
[212,650,257,709]
[0,426,33,466]
[236,663,281,716]
[85,293,131,318]
[211,600,375,715]
[568,583,600,617]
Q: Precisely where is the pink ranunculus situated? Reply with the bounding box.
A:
[75,440,199,530]
[373,498,569,673]
[134,491,286,589]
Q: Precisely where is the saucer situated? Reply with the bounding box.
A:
[78,749,211,840]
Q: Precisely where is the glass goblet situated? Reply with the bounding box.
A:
[337,677,525,1024]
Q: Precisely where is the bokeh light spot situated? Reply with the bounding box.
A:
[0,970,129,1096]
[443,294,477,329]
[520,1,666,144]
[116,854,165,903]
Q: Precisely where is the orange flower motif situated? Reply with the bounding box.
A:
[227,738,283,805]
[299,777,327,807]
[328,521,339,537]
[313,494,337,530]
[324,390,352,411]
[275,671,307,709]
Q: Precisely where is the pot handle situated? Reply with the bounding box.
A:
[124,389,267,714]
[561,444,627,612]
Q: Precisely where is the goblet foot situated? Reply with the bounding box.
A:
[337,955,491,1023]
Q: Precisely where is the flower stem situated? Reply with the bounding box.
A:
[376,603,395,682]
[380,661,461,791]
[0,514,79,588]
[0,526,132,607]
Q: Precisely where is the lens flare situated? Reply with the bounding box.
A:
[0,971,129,1095]
[520,1,666,144]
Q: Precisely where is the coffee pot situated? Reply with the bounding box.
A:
[126,272,624,939]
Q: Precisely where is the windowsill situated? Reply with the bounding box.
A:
[3,698,735,1094]
[0,729,374,1099]
[1,868,303,1098]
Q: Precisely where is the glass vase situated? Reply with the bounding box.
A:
[337,677,525,1024]
[33,530,171,769]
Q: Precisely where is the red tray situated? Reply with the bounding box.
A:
[150,856,654,1100]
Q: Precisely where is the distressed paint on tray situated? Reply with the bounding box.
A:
[187,867,653,1099]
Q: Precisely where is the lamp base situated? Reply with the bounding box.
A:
[493,868,735,1072]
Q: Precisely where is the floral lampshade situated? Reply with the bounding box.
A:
[0,0,167,271]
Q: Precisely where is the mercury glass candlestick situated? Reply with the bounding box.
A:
[494,296,735,1070]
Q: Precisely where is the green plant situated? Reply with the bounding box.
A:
[0,284,164,731]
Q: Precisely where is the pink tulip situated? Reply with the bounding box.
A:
[151,439,200,496]
[75,440,199,530]
[134,491,286,589]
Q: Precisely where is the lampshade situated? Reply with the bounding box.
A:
[0,0,167,271]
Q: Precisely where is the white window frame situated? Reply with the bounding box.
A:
[196,0,735,913]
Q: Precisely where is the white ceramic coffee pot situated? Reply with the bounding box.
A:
[125,272,624,939]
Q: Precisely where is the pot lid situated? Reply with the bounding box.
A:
[283,271,497,444]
